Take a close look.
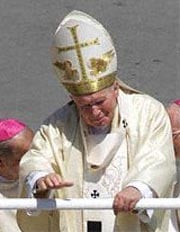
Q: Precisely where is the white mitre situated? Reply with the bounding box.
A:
[52,10,117,95]
[52,10,139,95]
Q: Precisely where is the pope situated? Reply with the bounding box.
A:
[18,11,176,232]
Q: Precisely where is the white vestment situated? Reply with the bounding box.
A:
[18,89,176,232]
[0,177,22,232]
[81,95,128,232]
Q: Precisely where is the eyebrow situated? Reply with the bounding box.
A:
[80,97,106,107]
[173,130,180,136]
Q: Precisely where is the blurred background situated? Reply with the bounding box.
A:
[0,0,179,129]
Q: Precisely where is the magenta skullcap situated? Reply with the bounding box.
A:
[0,118,26,142]
[174,99,180,106]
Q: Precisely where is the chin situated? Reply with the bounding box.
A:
[88,117,111,128]
[94,121,110,128]
[10,176,18,181]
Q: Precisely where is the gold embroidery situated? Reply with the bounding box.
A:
[56,25,99,80]
[63,72,116,95]
[57,38,99,52]
[88,50,115,76]
[54,25,116,95]
[53,60,78,81]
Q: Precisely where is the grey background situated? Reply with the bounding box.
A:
[0,0,179,130]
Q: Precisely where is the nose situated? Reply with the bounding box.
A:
[91,105,101,116]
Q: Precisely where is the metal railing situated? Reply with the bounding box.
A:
[0,198,180,210]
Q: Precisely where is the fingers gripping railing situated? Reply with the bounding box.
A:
[0,198,180,210]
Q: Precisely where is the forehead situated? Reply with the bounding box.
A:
[10,129,33,148]
[72,87,111,103]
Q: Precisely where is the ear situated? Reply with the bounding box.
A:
[0,158,5,168]
[0,158,6,177]
[70,94,77,104]
[113,81,119,96]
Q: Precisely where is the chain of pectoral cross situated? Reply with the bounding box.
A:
[57,25,99,79]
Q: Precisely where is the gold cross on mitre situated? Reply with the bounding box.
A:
[56,25,99,80]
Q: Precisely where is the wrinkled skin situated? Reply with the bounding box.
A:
[113,187,142,215]
[167,103,180,158]
[71,82,119,128]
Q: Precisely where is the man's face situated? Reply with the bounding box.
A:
[71,83,119,128]
[173,132,180,159]
[0,128,34,180]
[167,104,180,159]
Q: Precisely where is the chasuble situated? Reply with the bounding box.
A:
[18,89,176,232]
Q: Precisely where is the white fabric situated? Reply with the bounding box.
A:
[86,131,124,169]
[80,93,150,231]
[127,181,154,222]
[18,89,176,232]
[168,210,179,232]
[0,177,21,232]
[25,171,49,197]
[25,171,50,216]
[82,120,128,232]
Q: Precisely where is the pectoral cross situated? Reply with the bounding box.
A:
[57,25,99,79]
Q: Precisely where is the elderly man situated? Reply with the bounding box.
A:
[18,11,176,232]
[0,118,34,232]
[167,100,180,230]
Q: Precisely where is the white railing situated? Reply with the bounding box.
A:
[0,198,180,210]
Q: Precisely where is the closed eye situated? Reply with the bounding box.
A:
[80,99,106,111]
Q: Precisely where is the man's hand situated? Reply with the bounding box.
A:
[113,186,142,215]
[36,173,74,191]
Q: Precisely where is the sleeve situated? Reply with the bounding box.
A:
[126,181,154,222]
[25,171,50,198]
[123,97,176,198]
[19,122,63,196]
